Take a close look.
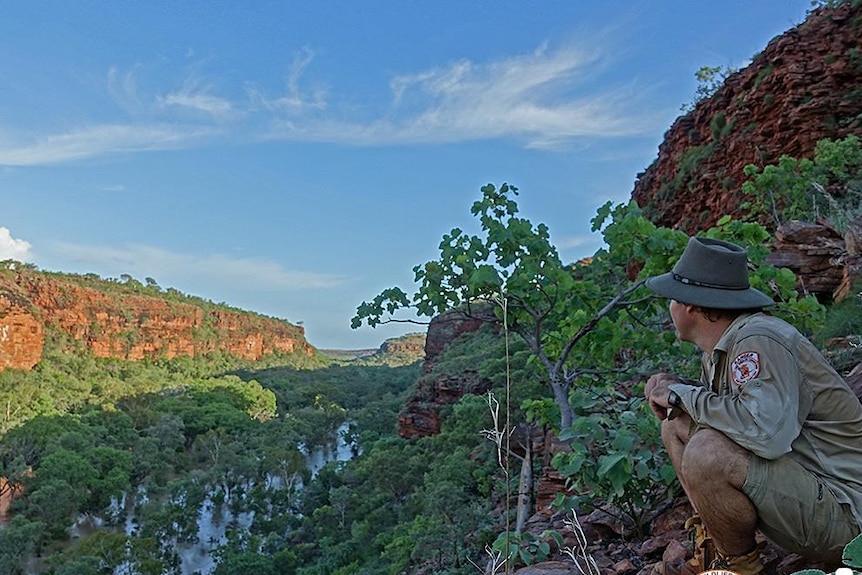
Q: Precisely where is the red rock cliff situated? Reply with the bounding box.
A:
[0,268,314,370]
[0,288,43,370]
[632,3,862,233]
[379,334,425,355]
[397,307,496,438]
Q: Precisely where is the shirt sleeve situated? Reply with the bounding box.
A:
[668,333,802,460]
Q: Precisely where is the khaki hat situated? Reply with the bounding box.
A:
[646,237,774,309]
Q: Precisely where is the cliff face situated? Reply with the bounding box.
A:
[632,3,862,233]
[0,289,43,370]
[0,269,314,370]
[397,309,494,438]
[378,334,425,355]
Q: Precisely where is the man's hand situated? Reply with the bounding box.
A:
[645,372,682,420]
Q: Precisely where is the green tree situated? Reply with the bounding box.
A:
[21,477,86,539]
[351,183,821,541]
[681,64,735,112]
[353,184,680,430]
[0,515,44,575]
[742,134,862,229]
[84,446,132,512]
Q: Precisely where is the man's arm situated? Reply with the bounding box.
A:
[668,334,802,459]
[646,373,694,420]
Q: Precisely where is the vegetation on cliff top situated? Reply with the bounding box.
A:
[0,331,422,573]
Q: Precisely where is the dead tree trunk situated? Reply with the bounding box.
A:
[515,429,533,533]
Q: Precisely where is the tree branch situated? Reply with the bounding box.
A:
[554,279,646,375]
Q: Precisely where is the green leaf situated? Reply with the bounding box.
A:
[551,452,584,476]
[597,452,628,478]
[536,540,551,560]
[545,530,564,548]
[843,532,862,568]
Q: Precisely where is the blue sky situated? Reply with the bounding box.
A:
[0,1,811,350]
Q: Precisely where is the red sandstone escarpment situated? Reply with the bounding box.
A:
[0,291,43,370]
[632,3,862,234]
[397,370,494,438]
[397,308,496,438]
[378,334,425,355]
[0,269,314,370]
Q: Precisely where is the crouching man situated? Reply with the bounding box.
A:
[644,237,862,575]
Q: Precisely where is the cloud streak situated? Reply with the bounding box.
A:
[265,43,657,148]
[1,39,659,165]
[247,47,328,113]
[157,77,236,120]
[45,242,346,292]
[0,123,218,166]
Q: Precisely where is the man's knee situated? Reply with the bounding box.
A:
[680,428,750,487]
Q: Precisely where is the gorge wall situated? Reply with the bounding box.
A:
[632,2,862,233]
[0,267,314,370]
[398,308,495,438]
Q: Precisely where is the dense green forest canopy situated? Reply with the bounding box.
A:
[0,327,425,574]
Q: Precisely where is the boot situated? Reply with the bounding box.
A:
[651,515,716,575]
[708,542,766,575]
[686,515,716,570]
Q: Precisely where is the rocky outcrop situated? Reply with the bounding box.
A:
[397,308,496,438]
[397,370,492,437]
[632,2,862,234]
[421,307,494,374]
[379,333,425,355]
[0,290,43,370]
[510,6,862,573]
[0,268,314,370]
[764,219,847,299]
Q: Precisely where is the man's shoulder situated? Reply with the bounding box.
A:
[734,313,800,344]
[737,312,795,332]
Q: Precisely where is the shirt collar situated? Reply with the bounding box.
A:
[712,312,759,361]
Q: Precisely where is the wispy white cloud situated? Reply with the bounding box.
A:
[107,64,147,115]
[157,79,235,119]
[247,47,328,113]
[0,123,218,166]
[554,233,603,253]
[99,184,126,192]
[159,90,233,116]
[45,242,346,291]
[4,40,657,166]
[109,62,235,121]
[264,43,657,148]
[0,227,33,261]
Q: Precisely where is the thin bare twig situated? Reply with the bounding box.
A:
[561,510,601,575]
[480,391,515,472]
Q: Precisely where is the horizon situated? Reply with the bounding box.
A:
[0,1,811,349]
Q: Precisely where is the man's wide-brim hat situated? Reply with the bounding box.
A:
[646,237,774,309]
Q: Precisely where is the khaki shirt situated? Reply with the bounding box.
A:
[668,312,862,526]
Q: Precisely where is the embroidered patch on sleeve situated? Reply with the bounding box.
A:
[731,351,761,384]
